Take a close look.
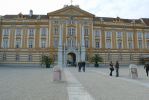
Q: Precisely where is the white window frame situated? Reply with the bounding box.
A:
[15,38,22,48]
[40,28,47,37]
[2,38,9,48]
[105,31,112,48]
[116,32,123,49]
[137,32,143,48]
[41,39,46,48]
[127,32,134,49]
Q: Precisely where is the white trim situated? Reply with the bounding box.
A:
[2,28,10,48]
[116,32,123,49]
[27,28,35,48]
[14,28,22,48]
[137,32,143,48]
[127,32,134,49]
[39,27,48,48]
[105,31,112,48]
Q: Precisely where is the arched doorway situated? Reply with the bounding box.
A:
[67,52,76,66]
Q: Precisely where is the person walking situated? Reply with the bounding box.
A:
[144,63,149,76]
[78,61,82,72]
[109,61,114,76]
[82,61,86,72]
[115,61,119,77]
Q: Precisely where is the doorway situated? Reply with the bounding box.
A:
[67,52,76,66]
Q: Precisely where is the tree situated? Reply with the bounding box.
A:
[91,54,103,67]
[41,55,53,68]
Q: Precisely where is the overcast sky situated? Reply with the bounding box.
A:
[0,0,148,19]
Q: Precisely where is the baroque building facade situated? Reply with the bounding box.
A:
[0,5,149,65]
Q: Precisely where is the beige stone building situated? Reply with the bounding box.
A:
[0,5,149,65]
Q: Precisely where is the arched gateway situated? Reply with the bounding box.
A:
[67,52,76,66]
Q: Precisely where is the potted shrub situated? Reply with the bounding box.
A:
[41,55,53,68]
[91,54,103,67]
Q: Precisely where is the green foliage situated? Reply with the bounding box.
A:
[91,54,103,67]
[41,55,53,68]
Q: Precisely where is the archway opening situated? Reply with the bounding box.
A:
[67,52,76,66]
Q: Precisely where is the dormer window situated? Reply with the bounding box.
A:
[18,13,24,18]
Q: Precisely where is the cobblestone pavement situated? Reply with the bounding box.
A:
[0,65,68,100]
[0,64,149,100]
[68,65,149,100]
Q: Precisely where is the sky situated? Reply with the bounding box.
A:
[0,0,149,19]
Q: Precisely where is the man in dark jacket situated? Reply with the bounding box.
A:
[82,61,86,72]
[78,61,82,72]
[144,63,149,76]
[115,61,119,77]
[109,61,114,76]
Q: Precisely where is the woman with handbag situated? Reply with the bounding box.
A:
[109,61,114,76]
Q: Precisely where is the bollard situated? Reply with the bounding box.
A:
[129,64,138,79]
[53,66,62,81]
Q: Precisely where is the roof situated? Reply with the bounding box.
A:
[141,18,149,26]
[3,15,48,20]
[47,5,95,17]
[94,17,142,24]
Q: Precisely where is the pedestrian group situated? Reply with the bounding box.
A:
[109,61,119,77]
[78,61,86,72]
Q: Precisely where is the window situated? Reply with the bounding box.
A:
[68,27,75,36]
[106,39,111,48]
[96,41,100,48]
[28,39,34,48]
[41,28,47,36]
[128,41,133,49]
[137,32,142,40]
[85,39,89,48]
[29,28,34,36]
[54,27,59,35]
[127,32,133,40]
[3,29,9,36]
[16,28,21,36]
[138,40,143,48]
[127,32,133,49]
[147,40,149,48]
[145,33,149,39]
[145,33,149,48]
[2,38,9,48]
[84,27,89,36]
[137,32,143,48]
[28,55,32,62]
[116,32,123,49]
[15,38,21,48]
[95,30,100,37]
[117,39,122,49]
[106,32,112,38]
[117,32,122,38]
[106,32,112,48]
[41,39,46,48]
[54,38,58,48]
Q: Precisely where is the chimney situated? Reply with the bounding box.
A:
[29,10,33,17]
